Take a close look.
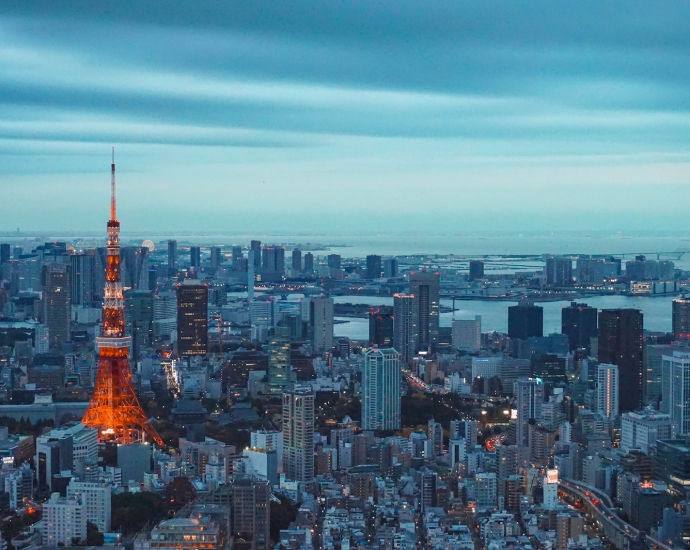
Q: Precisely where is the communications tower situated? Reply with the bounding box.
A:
[82,149,163,446]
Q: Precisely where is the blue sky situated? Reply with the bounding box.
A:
[1,1,690,233]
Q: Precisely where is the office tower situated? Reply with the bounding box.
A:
[596,363,619,419]
[42,264,71,349]
[327,254,341,270]
[476,472,497,507]
[250,240,262,270]
[661,351,690,435]
[249,299,275,329]
[70,253,95,307]
[450,420,478,453]
[267,326,293,396]
[452,316,481,352]
[383,258,398,278]
[561,301,598,351]
[366,255,382,279]
[248,250,255,300]
[82,152,162,446]
[410,270,440,351]
[282,386,315,484]
[428,419,443,455]
[261,245,285,274]
[42,494,87,546]
[66,480,112,532]
[393,293,416,363]
[176,282,208,356]
[309,297,333,353]
[121,247,150,290]
[508,300,543,340]
[421,471,438,510]
[232,476,270,550]
[531,355,566,385]
[620,410,673,454]
[124,290,154,358]
[468,260,484,281]
[673,298,690,342]
[292,249,302,271]
[361,347,401,431]
[369,309,394,347]
[167,240,177,274]
[497,445,528,479]
[190,246,201,267]
[644,344,683,406]
[303,252,314,273]
[449,439,466,468]
[210,246,222,268]
[231,246,243,269]
[545,256,573,286]
[0,243,9,264]
[515,378,544,447]
[598,309,644,412]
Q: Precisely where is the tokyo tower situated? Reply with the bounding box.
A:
[82,148,163,446]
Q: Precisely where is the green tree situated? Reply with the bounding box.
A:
[86,521,105,546]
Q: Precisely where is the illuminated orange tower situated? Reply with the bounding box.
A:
[82,149,163,446]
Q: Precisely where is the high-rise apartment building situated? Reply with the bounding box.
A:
[515,378,544,447]
[250,240,262,270]
[598,309,644,412]
[452,316,481,352]
[282,386,315,484]
[383,258,398,278]
[210,246,222,268]
[366,255,382,279]
[596,363,619,419]
[468,260,484,281]
[303,252,314,273]
[70,253,95,307]
[409,270,440,351]
[42,264,71,349]
[545,256,573,286]
[42,494,87,547]
[508,300,543,340]
[327,254,341,270]
[190,246,201,268]
[167,240,177,274]
[450,420,478,454]
[673,298,690,343]
[393,293,416,363]
[267,326,293,396]
[176,283,208,356]
[232,476,270,550]
[361,347,401,431]
[308,297,333,353]
[561,302,598,351]
[261,246,285,275]
[661,350,690,435]
[66,480,112,533]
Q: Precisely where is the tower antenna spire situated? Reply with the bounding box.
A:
[111,145,116,221]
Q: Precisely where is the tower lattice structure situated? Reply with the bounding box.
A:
[82,149,163,446]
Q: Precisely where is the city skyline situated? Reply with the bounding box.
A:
[1,2,690,232]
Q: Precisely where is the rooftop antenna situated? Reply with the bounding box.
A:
[111,145,116,221]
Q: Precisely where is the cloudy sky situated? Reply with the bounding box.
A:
[1,1,690,234]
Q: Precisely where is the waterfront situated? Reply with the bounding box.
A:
[333,294,677,340]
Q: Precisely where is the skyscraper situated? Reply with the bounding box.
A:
[515,378,544,447]
[508,300,543,340]
[282,386,314,484]
[596,363,619,419]
[361,347,401,431]
[468,260,484,281]
[210,246,222,268]
[232,476,270,550]
[369,309,394,347]
[661,350,690,435]
[598,309,644,412]
[409,270,440,351]
[303,252,314,273]
[327,254,341,270]
[0,243,10,265]
[42,264,71,349]
[250,240,262,270]
[309,297,333,353]
[292,249,302,272]
[267,326,293,396]
[561,302,598,351]
[167,240,177,274]
[545,256,573,286]
[121,247,149,291]
[366,255,382,279]
[231,246,243,269]
[190,246,201,268]
[393,293,416,362]
[672,298,690,342]
[452,316,481,352]
[124,290,154,359]
[176,282,208,356]
[70,253,95,307]
[383,258,398,278]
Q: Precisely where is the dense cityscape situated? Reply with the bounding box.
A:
[0,153,687,550]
